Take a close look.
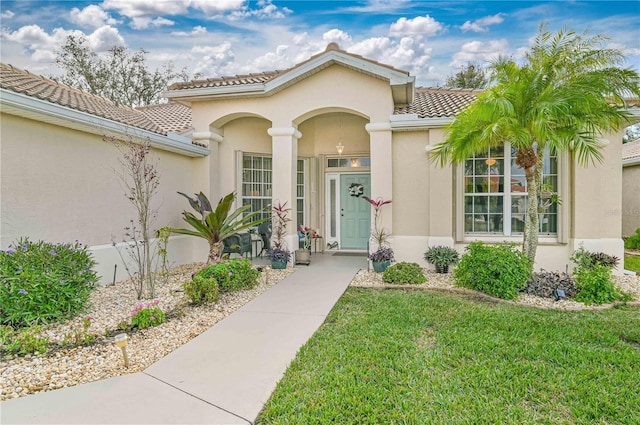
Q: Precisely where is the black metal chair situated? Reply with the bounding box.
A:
[257,222,272,257]
[222,233,252,258]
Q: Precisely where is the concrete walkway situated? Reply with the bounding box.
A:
[1,254,366,425]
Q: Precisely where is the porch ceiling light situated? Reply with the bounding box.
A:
[336,140,344,155]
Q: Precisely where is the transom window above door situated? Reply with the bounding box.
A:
[327,157,370,168]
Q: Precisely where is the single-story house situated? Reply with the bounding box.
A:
[2,43,639,283]
[622,139,640,237]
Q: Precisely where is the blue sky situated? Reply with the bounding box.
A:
[1,1,639,86]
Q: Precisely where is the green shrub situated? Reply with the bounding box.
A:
[454,242,532,300]
[130,300,166,329]
[195,258,260,293]
[624,228,640,250]
[183,274,220,305]
[1,325,49,356]
[61,317,97,347]
[383,262,427,284]
[573,264,632,305]
[0,238,99,328]
[571,246,620,270]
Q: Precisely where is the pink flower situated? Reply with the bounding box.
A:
[86,317,92,322]
[150,316,155,321]
[154,300,160,305]
[228,272,233,277]
[131,310,138,316]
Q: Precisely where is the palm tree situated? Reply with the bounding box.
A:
[431,24,640,262]
[171,191,269,264]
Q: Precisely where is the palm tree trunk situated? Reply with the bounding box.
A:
[523,160,542,262]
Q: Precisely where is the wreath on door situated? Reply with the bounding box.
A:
[348,183,364,197]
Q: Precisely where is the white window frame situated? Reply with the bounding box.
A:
[237,152,307,225]
[455,143,568,243]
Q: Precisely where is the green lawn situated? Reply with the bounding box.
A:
[258,288,640,425]
[624,254,640,273]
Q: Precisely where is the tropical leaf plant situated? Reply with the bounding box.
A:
[171,191,269,264]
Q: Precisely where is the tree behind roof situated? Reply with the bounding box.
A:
[444,63,487,89]
[53,34,197,108]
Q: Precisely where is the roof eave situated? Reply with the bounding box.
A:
[0,89,209,158]
[390,114,454,130]
[164,49,415,104]
[623,157,640,166]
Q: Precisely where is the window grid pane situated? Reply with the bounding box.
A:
[296,159,305,227]
[242,154,272,220]
[464,145,558,236]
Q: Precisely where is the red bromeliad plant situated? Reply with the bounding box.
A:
[362,196,392,251]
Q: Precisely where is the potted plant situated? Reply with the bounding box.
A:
[362,196,393,273]
[267,201,292,269]
[369,247,394,272]
[424,245,459,273]
[266,247,292,269]
[295,226,313,265]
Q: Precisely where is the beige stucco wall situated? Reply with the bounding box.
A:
[1,113,205,283]
[622,163,640,236]
[193,65,393,132]
[190,64,396,243]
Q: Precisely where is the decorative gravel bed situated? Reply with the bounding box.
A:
[2,264,638,401]
[351,269,640,310]
[0,263,295,401]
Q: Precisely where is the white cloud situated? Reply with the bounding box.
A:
[70,5,117,28]
[130,16,175,29]
[228,0,292,20]
[293,32,309,46]
[103,0,187,28]
[190,0,245,15]
[2,24,52,48]
[249,44,290,70]
[323,29,352,46]
[350,36,393,58]
[1,10,15,19]
[1,24,125,65]
[88,25,125,51]
[191,42,237,75]
[102,0,190,18]
[461,13,506,33]
[388,15,443,37]
[451,39,509,68]
[171,25,207,37]
[608,42,640,57]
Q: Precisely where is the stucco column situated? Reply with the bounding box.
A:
[192,130,223,203]
[366,122,393,236]
[268,126,301,250]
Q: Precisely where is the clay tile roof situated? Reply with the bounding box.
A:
[623,139,640,160]
[169,71,285,90]
[395,87,481,118]
[0,63,168,135]
[136,102,192,134]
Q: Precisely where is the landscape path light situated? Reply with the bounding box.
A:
[114,333,130,368]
